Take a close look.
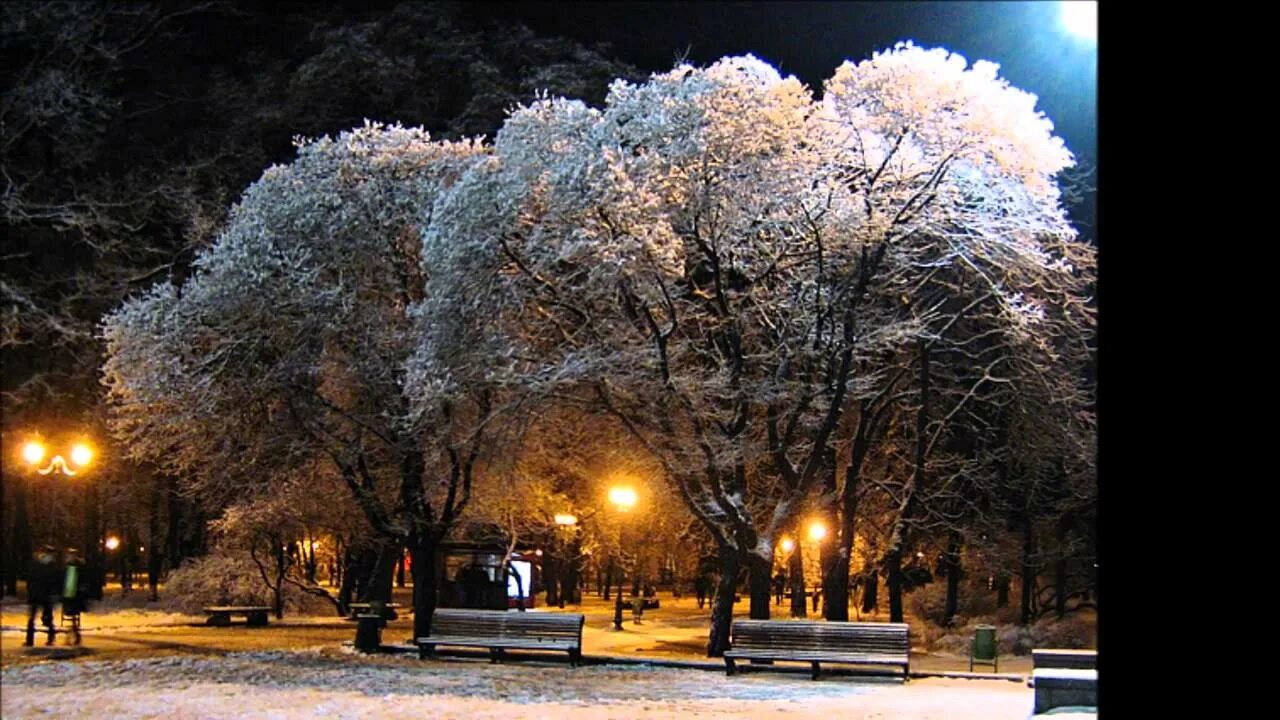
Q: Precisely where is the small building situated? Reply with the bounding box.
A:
[435,542,541,610]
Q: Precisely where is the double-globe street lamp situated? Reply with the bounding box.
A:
[18,436,101,597]
[607,486,637,631]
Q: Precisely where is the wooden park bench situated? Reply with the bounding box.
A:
[203,606,271,627]
[1030,648,1098,712]
[1032,648,1097,671]
[416,609,585,666]
[347,602,404,621]
[723,620,910,680]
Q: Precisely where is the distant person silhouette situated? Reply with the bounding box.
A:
[24,545,60,646]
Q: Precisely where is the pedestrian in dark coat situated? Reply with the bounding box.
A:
[24,546,60,646]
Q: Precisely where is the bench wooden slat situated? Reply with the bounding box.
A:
[725,620,910,680]
[416,610,585,666]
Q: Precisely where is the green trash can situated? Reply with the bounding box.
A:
[971,624,998,672]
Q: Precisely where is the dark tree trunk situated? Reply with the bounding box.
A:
[1054,515,1070,619]
[995,572,1010,607]
[396,550,406,588]
[544,549,560,607]
[748,551,772,619]
[362,541,398,603]
[410,538,438,639]
[789,538,807,618]
[272,537,286,619]
[336,545,359,615]
[826,453,864,622]
[861,568,879,613]
[707,547,740,657]
[82,478,104,600]
[147,475,165,602]
[564,534,583,604]
[1020,515,1035,626]
[943,530,962,626]
[886,549,904,623]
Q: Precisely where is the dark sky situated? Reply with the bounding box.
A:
[473,1,1097,162]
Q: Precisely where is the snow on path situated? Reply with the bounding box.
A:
[2,647,1034,719]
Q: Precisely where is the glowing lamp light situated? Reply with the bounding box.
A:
[71,443,93,467]
[554,513,578,526]
[608,487,638,510]
[1061,1,1097,41]
[22,441,46,465]
[105,536,121,551]
[808,521,827,542]
[779,538,795,553]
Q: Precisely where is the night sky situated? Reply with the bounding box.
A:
[475,1,1098,162]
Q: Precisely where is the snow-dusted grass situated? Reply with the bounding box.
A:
[2,647,1036,719]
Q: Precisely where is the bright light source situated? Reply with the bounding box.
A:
[916,551,925,559]
[70,443,93,467]
[779,538,795,553]
[1061,1,1097,41]
[808,521,827,542]
[608,487,637,510]
[22,441,46,465]
[105,536,120,551]
[554,513,578,526]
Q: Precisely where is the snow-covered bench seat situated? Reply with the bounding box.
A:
[723,619,910,680]
[416,609,585,666]
[203,606,271,626]
[1033,668,1098,714]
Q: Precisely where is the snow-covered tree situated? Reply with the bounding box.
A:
[102,122,489,637]
[414,46,1092,652]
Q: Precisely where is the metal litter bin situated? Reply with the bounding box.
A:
[971,624,997,672]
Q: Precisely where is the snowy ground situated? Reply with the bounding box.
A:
[2,646,1039,719]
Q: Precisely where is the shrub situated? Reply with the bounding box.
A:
[906,580,999,627]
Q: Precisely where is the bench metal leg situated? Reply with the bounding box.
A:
[725,658,736,676]
[811,661,821,681]
[207,614,231,627]
[569,649,581,668]
[418,644,434,660]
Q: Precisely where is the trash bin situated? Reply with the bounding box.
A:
[971,624,998,672]
[355,614,383,653]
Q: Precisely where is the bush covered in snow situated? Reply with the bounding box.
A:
[929,613,1095,656]
[159,551,331,615]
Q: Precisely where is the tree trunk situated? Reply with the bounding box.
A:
[396,550,406,588]
[83,478,103,600]
[272,537,286,619]
[826,455,863,622]
[147,475,164,602]
[1054,516,1070,619]
[564,534,583,604]
[362,540,399,603]
[861,568,879,613]
[1020,515,1035,626]
[544,549,560,607]
[995,572,1010,608]
[886,549,904,623]
[410,538,438,639]
[747,551,772,620]
[789,538,807,618]
[707,547,740,657]
[943,530,962,626]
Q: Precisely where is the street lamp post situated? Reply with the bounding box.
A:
[608,487,637,631]
[18,436,101,600]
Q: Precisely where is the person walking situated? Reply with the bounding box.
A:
[61,549,86,645]
[772,570,787,606]
[24,545,60,647]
